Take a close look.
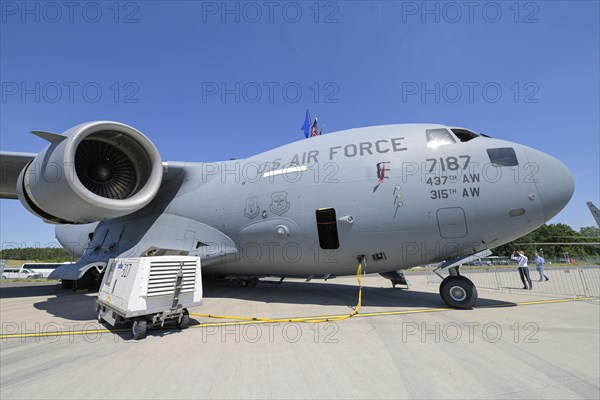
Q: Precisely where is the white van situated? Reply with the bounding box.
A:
[1,267,43,279]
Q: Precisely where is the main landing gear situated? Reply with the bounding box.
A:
[60,268,103,290]
[439,269,478,309]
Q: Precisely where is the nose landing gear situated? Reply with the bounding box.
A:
[434,251,491,309]
[439,274,478,309]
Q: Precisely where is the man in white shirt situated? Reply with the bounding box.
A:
[512,250,532,290]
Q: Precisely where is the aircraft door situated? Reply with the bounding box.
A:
[436,207,468,238]
[316,208,340,249]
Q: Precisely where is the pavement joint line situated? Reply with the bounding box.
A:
[0,297,594,340]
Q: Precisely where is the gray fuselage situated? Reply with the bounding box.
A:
[55,124,574,279]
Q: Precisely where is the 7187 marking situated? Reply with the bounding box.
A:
[426,156,471,172]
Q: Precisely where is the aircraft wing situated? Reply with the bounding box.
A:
[0,152,36,199]
[587,202,600,228]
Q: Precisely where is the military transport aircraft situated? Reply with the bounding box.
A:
[0,122,574,308]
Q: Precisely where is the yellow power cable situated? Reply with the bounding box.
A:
[190,258,364,324]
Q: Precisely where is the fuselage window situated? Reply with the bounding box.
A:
[487,147,518,166]
[316,208,340,249]
[426,129,456,148]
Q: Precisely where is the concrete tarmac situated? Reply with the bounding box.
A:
[1,273,598,399]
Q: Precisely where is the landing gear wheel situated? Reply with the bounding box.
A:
[132,319,148,340]
[74,273,92,290]
[179,309,190,329]
[439,276,478,309]
[61,279,74,289]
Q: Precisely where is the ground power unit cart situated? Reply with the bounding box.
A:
[96,256,202,339]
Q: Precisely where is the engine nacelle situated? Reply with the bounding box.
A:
[17,121,163,224]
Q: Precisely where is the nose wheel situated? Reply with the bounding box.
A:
[439,275,478,309]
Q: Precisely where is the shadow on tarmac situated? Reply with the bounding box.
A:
[202,280,516,309]
[0,281,66,299]
[0,279,515,321]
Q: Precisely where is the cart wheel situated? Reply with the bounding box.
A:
[132,319,148,340]
[179,309,190,329]
[96,306,104,323]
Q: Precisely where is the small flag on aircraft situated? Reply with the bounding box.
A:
[311,117,319,137]
[379,162,386,183]
[301,109,311,138]
[377,162,390,184]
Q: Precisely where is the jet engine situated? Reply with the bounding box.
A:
[16,121,163,224]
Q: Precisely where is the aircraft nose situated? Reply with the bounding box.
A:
[526,148,574,222]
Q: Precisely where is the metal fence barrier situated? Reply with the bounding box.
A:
[426,265,600,299]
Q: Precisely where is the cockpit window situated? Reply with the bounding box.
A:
[487,148,518,166]
[451,129,480,142]
[426,129,456,148]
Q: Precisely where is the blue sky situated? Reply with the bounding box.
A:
[1,0,599,247]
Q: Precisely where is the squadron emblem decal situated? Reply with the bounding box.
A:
[243,196,260,219]
[269,191,290,216]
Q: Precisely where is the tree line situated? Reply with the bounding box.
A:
[492,224,600,259]
[0,247,72,262]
